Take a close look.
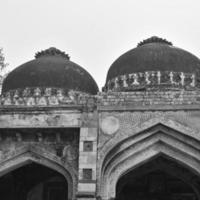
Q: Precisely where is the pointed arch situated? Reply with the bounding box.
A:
[116,155,200,200]
[0,145,77,200]
[99,123,200,199]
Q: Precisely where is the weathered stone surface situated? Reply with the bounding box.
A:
[100,116,119,135]
[0,110,81,127]
[1,88,200,200]
[97,90,200,107]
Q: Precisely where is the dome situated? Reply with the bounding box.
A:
[2,47,99,95]
[104,36,200,91]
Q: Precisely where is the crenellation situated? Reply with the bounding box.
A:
[104,71,197,92]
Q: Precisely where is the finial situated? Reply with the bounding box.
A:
[35,47,70,59]
[137,36,172,47]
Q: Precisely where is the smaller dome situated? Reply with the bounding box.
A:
[2,47,99,95]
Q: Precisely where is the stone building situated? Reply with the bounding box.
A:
[0,36,200,200]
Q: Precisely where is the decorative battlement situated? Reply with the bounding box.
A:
[103,71,197,92]
[0,87,96,107]
[1,83,200,108]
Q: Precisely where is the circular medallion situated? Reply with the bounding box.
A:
[100,116,119,135]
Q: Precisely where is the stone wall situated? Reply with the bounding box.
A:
[97,109,200,199]
[96,89,200,199]
[0,127,80,199]
[97,90,200,107]
[1,88,200,199]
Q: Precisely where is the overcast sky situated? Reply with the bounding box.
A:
[1,0,200,89]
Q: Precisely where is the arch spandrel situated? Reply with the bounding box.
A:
[98,123,200,200]
[102,129,200,176]
[98,118,199,171]
[0,145,77,200]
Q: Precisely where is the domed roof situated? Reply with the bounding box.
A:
[2,47,99,95]
[104,36,200,91]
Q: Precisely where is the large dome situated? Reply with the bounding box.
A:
[2,47,99,95]
[104,36,200,91]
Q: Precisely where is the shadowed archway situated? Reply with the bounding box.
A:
[0,162,68,200]
[0,146,76,200]
[116,156,200,200]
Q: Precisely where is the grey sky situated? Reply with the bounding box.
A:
[1,0,200,89]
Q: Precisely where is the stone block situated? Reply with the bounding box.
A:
[78,183,96,192]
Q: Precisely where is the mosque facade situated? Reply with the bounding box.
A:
[0,36,200,200]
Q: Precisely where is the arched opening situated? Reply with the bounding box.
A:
[116,156,200,200]
[0,162,68,200]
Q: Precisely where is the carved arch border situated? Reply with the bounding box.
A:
[98,122,200,199]
[0,145,77,200]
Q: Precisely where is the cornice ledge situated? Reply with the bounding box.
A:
[97,104,200,111]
